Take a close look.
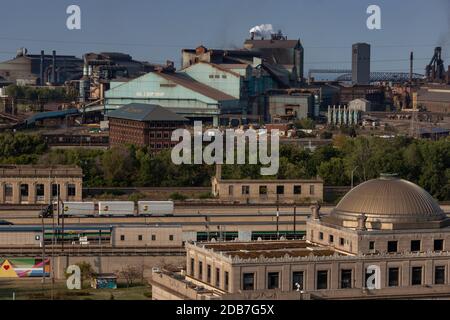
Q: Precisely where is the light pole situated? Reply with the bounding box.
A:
[351,166,359,189]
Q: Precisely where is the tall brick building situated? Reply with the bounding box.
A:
[107,103,187,151]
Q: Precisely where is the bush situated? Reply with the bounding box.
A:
[169,192,188,201]
[198,192,213,199]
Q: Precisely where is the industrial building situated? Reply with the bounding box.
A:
[0,165,82,204]
[415,85,450,114]
[0,48,83,86]
[104,68,240,126]
[107,103,187,150]
[352,43,371,85]
[152,175,450,300]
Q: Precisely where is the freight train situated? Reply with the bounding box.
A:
[59,201,174,217]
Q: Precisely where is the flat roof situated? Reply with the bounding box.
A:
[200,240,341,259]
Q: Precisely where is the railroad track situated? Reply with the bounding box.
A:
[0,246,185,257]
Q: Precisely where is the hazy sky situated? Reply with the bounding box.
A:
[1,0,450,74]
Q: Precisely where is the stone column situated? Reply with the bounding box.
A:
[44,181,52,204]
[75,181,83,201]
[13,181,21,204]
[29,182,36,204]
[0,182,4,204]
[61,182,68,202]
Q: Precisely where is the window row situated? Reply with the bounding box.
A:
[240,265,447,291]
[190,259,229,291]
[231,185,316,196]
[119,234,175,241]
[3,183,76,198]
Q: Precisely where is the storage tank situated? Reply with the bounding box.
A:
[138,201,174,216]
[61,202,95,217]
[98,201,135,216]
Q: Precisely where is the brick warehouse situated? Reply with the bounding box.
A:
[107,103,187,151]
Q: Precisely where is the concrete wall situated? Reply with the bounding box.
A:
[112,226,182,247]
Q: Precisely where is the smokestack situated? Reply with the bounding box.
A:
[52,50,56,84]
[410,52,413,83]
[40,50,45,86]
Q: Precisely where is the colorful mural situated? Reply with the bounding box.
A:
[0,258,50,278]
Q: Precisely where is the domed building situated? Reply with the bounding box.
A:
[152,175,450,300]
[307,174,450,256]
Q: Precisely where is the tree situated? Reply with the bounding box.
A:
[118,265,143,287]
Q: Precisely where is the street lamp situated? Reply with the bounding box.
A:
[351,166,359,189]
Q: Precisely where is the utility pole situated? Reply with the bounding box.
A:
[41,207,46,285]
[293,205,297,239]
[276,203,279,240]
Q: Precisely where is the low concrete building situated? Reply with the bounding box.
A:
[0,165,82,204]
[267,93,312,122]
[348,98,371,112]
[211,171,323,204]
[152,175,450,300]
[111,225,182,247]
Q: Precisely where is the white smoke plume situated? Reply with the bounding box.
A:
[249,24,274,39]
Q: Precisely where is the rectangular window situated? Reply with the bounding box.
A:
[242,185,250,195]
[228,185,234,195]
[435,266,445,285]
[199,261,203,279]
[411,267,422,286]
[317,270,328,290]
[388,267,399,287]
[329,235,334,243]
[207,265,211,283]
[387,241,398,253]
[319,232,324,240]
[309,185,315,195]
[411,240,421,252]
[293,185,302,195]
[243,273,255,290]
[190,258,195,276]
[259,186,267,195]
[4,184,12,197]
[292,271,304,290]
[51,184,60,198]
[67,184,76,197]
[151,235,156,241]
[225,271,229,291]
[267,272,279,289]
[434,239,444,251]
[36,184,45,199]
[138,235,143,241]
[341,269,352,289]
[215,268,220,287]
[276,185,284,195]
[20,184,29,197]
[120,235,125,241]
[339,237,345,246]
[169,235,174,241]
[369,241,375,250]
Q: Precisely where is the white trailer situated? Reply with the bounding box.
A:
[61,202,95,217]
[98,201,135,216]
[138,201,174,216]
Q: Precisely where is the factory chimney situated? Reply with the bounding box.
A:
[410,52,413,83]
[40,50,45,86]
[52,50,57,84]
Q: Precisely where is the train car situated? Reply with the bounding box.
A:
[98,201,135,216]
[137,201,174,216]
[61,202,95,217]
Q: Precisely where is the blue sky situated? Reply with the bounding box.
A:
[1,0,450,74]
